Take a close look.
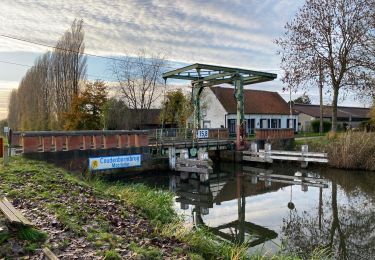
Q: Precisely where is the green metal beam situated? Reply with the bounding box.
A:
[192,63,277,79]
[162,63,277,82]
[192,72,235,83]
[162,63,199,80]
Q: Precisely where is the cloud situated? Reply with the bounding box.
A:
[0,0,303,69]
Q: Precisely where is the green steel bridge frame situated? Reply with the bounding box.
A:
[162,63,277,149]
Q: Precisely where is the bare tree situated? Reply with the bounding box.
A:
[7,89,18,129]
[276,0,375,132]
[111,49,167,128]
[7,19,87,130]
[52,19,87,127]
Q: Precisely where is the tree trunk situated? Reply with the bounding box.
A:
[331,87,339,132]
[319,60,323,133]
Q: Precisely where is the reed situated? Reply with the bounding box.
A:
[327,132,375,171]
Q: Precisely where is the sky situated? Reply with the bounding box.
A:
[0,0,368,120]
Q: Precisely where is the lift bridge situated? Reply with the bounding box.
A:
[162,63,277,150]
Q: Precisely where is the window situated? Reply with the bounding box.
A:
[247,119,255,134]
[271,119,281,128]
[260,119,268,128]
[203,120,211,128]
[287,119,297,131]
[228,119,236,134]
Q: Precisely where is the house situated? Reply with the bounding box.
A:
[126,109,163,129]
[201,86,299,134]
[293,104,371,131]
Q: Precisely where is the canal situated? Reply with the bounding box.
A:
[121,162,375,259]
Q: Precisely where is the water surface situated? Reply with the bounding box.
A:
[123,162,375,259]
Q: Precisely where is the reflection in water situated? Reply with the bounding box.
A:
[170,163,375,259]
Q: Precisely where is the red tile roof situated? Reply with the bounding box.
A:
[210,86,295,115]
[293,104,370,119]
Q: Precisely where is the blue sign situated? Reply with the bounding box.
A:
[89,154,141,171]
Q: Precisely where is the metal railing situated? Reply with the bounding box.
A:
[148,128,229,143]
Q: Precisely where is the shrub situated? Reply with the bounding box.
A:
[310,120,331,133]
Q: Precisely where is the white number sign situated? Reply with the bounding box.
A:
[196,129,209,139]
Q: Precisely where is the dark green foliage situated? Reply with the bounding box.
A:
[310,120,331,133]
[17,227,47,243]
[292,93,311,104]
[0,231,10,245]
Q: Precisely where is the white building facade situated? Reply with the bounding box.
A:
[201,86,298,134]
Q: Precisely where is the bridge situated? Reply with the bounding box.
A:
[4,126,323,172]
[162,63,277,150]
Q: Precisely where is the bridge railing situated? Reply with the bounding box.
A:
[149,128,229,143]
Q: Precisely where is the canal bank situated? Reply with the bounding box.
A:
[0,157,254,259]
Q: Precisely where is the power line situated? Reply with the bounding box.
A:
[0,59,118,81]
[0,34,281,73]
[0,34,176,69]
[0,60,32,68]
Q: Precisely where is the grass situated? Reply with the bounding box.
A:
[16,226,47,242]
[160,223,249,260]
[103,249,121,260]
[128,241,162,259]
[89,179,250,259]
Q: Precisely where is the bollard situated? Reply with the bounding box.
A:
[168,147,176,170]
[250,141,258,153]
[265,143,272,163]
[301,145,309,168]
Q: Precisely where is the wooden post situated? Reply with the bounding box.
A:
[3,144,9,166]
